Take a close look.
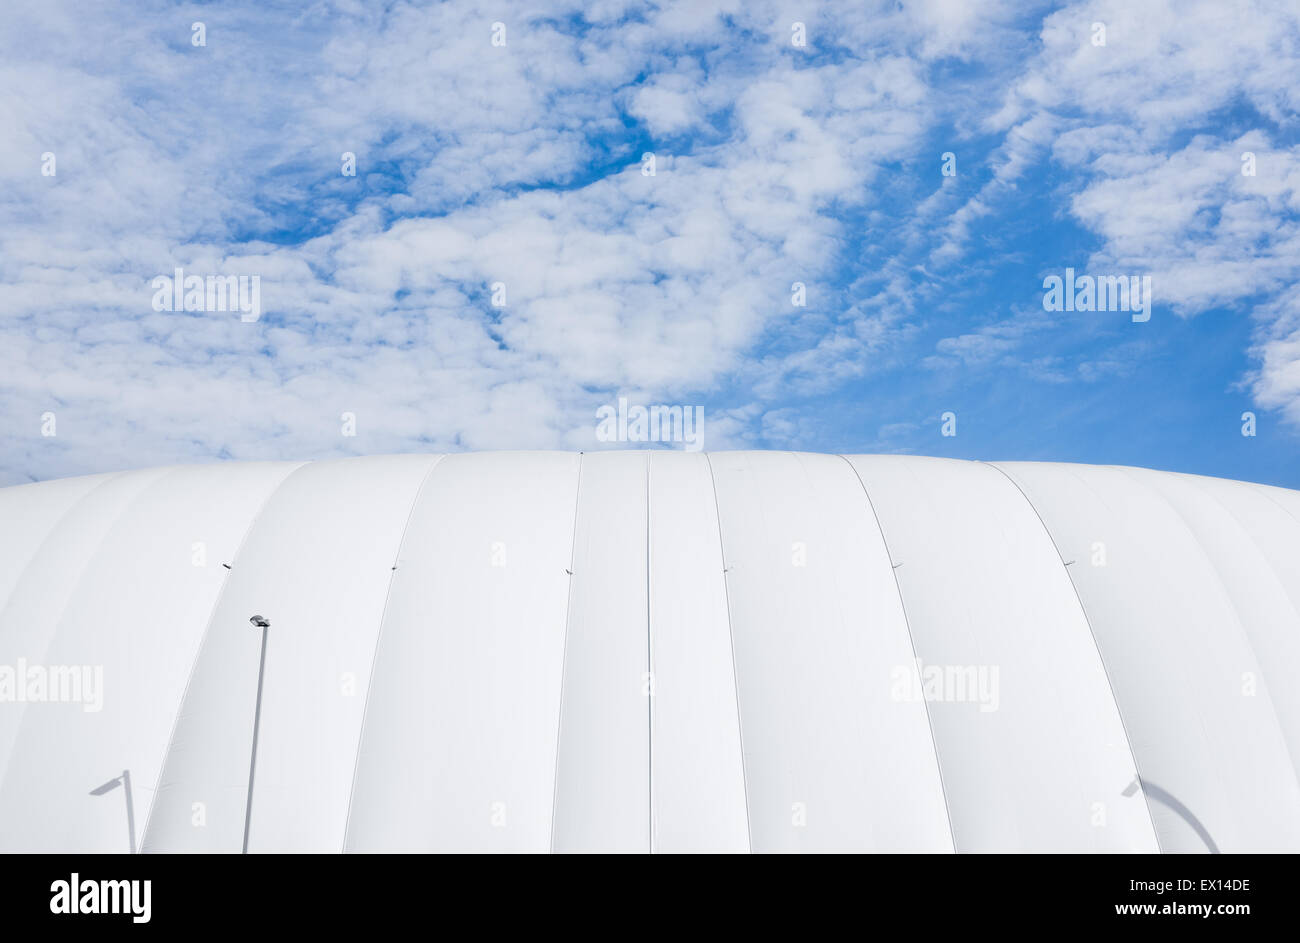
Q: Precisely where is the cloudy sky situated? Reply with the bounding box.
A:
[2,0,1299,487]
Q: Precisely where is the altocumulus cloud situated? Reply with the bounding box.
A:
[1,0,1298,485]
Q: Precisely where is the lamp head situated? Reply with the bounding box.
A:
[249,615,270,628]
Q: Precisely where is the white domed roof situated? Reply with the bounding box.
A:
[0,451,1297,852]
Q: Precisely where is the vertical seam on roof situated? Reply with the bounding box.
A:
[1245,480,1300,529]
[548,451,585,854]
[338,453,447,852]
[984,461,1163,852]
[838,454,957,854]
[703,451,753,853]
[138,460,310,852]
[645,452,654,853]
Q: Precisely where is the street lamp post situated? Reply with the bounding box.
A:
[89,769,136,853]
[243,614,271,854]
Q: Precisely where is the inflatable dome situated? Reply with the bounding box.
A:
[0,451,1297,853]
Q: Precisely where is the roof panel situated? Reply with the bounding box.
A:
[997,461,1300,853]
[141,455,435,853]
[0,462,298,852]
[853,456,1155,852]
[344,451,579,852]
[710,452,952,852]
[0,452,1293,853]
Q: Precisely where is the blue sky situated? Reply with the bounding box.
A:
[2,0,1299,487]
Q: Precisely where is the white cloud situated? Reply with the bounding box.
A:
[946,0,1300,423]
[3,0,1299,486]
[3,0,992,483]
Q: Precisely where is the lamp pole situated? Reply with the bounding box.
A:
[243,615,271,854]
[122,768,135,853]
[89,769,136,853]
